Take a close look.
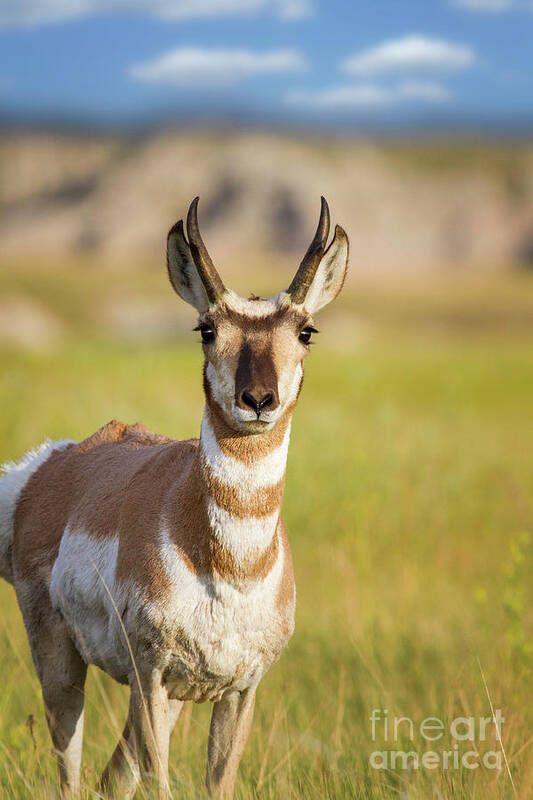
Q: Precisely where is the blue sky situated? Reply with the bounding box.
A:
[1,0,532,129]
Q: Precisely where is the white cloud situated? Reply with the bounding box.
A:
[286,80,452,110]
[0,0,88,26]
[287,85,392,109]
[397,80,452,102]
[452,0,514,10]
[276,0,311,19]
[130,47,306,86]
[0,0,311,26]
[342,35,476,76]
[154,0,313,20]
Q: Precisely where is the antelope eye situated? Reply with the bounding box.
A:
[195,323,216,344]
[299,326,318,345]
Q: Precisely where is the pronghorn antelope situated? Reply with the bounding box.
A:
[0,196,348,799]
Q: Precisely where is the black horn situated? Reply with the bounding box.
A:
[186,196,226,304]
[287,196,330,304]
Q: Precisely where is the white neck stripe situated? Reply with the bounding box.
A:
[205,498,280,561]
[200,412,291,491]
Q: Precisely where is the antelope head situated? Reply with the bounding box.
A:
[167,197,349,434]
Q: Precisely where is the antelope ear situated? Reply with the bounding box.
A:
[167,220,210,312]
[301,225,349,314]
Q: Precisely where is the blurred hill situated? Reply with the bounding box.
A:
[2,128,533,274]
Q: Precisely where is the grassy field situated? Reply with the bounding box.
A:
[0,265,533,798]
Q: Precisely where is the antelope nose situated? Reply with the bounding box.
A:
[241,391,274,414]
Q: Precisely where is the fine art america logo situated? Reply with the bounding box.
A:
[369,709,504,771]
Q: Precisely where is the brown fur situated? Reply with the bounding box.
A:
[201,467,285,519]
[234,340,279,410]
[275,519,295,634]
[13,419,287,594]
[204,391,297,463]
[204,304,310,336]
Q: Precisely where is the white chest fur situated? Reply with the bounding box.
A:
[49,415,295,700]
[153,525,291,702]
[50,524,293,700]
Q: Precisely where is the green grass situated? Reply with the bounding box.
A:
[1,269,533,798]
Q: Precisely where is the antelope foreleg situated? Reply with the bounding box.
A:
[206,688,256,799]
